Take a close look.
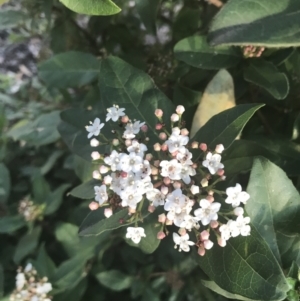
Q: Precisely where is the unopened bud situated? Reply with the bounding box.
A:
[155,109,163,118]
[217,169,224,176]
[148,205,155,213]
[171,114,179,122]
[180,128,189,136]
[157,231,166,240]
[221,175,226,181]
[154,143,161,151]
[176,105,185,115]
[208,190,214,196]
[100,165,109,174]
[125,139,132,146]
[121,171,128,178]
[93,170,101,179]
[215,144,225,154]
[103,175,112,184]
[121,115,129,123]
[141,124,148,132]
[198,246,205,256]
[191,141,199,149]
[145,153,153,161]
[206,195,214,203]
[151,166,158,175]
[112,139,119,146]
[154,160,160,167]
[90,138,100,147]
[199,143,207,152]
[156,123,163,130]
[178,228,186,236]
[165,218,173,225]
[158,213,166,223]
[233,207,244,216]
[161,186,168,195]
[91,151,101,160]
[218,237,226,247]
[161,144,168,151]
[204,239,214,250]
[210,220,219,228]
[89,201,99,211]
[128,207,136,214]
[104,208,113,218]
[201,178,209,187]
[173,181,181,189]
[159,132,167,140]
[200,230,210,241]
[190,185,200,195]
[163,177,171,185]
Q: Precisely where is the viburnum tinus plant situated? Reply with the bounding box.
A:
[84,105,251,255]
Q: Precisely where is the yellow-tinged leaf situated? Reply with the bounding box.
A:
[190,69,236,138]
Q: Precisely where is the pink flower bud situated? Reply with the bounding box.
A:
[221,175,226,181]
[89,201,99,211]
[210,220,219,228]
[141,124,148,132]
[171,114,179,122]
[206,195,214,203]
[112,139,119,146]
[200,230,210,241]
[151,166,158,175]
[128,207,136,214]
[215,144,225,154]
[191,141,199,149]
[161,186,168,195]
[165,218,173,225]
[155,109,163,118]
[157,231,166,240]
[148,205,155,213]
[155,123,163,130]
[172,127,181,135]
[161,144,168,151]
[121,115,129,123]
[178,228,187,236]
[159,132,167,140]
[198,246,205,256]
[176,105,185,115]
[125,139,132,146]
[199,143,207,152]
[173,181,181,189]
[93,170,101,179]
[100,165,109,174]
[104,208,113,218]
[158,213,166,223]
[154,160,160,167]
[103,175,112,185]
[208,190,214,196]
[121,171,128,178]
[145,153,153,161]
[153,143,161,151]
[163,177,171,185]
[201,178,208,187]
[90,138,99,147]
[91,151,101,160]
[218,237,226,247]
[217,169,224,176]
[180,128,189,136]
[204,239,214,250]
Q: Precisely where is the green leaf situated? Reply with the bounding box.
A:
[174,36,242,69]
[59,0,121,15]
[246,158,300,267]
[244,60,289,100]
[73,155,94,182]
[38,52,99,89]
[135,0,160,34]
[0,163,10,203]
[70,179,101,199]
[0,265,3,298]
[13,227,42,263]
[34,245,57,278]
[98,56,175,146]
[7,111,61,146]
[195,226,289,300]
[31,172,51,204]
[44,184,71,215]
[192,104,264,150]
[53,278,87,301]
[0,10,26,30]
[208,0,300,47]
[96,270,133,291]
[0,215,25,233]
[79,208,131,236]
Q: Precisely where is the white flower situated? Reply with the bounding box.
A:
[120,189,143,209]
[165,133,188,154]
[178,214,199,230]
[160,159,182,180]
[190,185,200,195]
[146,189,165,206]
[176,105,185,115]
[215,144,225,154]
[123,121,145,139]
[202,152,224,175]
[106,106,125,122]
[194,199,221,225]
[126,227,146,244]
[127,141,147,157]
[24,263,32,272]
[225,184,250,207]
[180,165,196,184]
[231,216,251,237]
[119,153,143,173]
[86,118,104,139]
[36,283,52,294]
[94,185,108,205]
[176,148,193,165]
[173,233,195,252]
[104,150,121,171]
[16,273,26,290]
[219,221,234,240]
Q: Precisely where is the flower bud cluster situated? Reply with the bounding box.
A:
[10,263,52,301]
[85,105,251,255]
[18,198,43,222]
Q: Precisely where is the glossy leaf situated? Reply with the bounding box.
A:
[246,157,300,268]
[96,270,133,291]
[208,0,300,47]
[244,60,289,100]
[34,245,57,278]
[195,226,289,300]
[0,216,25,233]
[59,0,121,15]
[192,104,264,150]
[38,52,99,88]
[0,265,3,298]
[174,36,241,69]
[0,164,10,203]
[70,179,101,200]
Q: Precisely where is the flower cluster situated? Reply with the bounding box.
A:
[18,197,44,222]
[10,263,52,301]
[85,104,251,255]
